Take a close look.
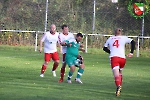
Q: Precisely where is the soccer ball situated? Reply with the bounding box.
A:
[74,59,81,67]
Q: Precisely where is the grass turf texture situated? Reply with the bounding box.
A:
[0,45,150,100]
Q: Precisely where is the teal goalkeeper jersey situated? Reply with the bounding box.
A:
[66,40,80,57]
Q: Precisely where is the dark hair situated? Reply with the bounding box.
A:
[76,33,83,38]
[61,24,68,29]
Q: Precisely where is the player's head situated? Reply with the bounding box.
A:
[76,33,83,42]
[114,28,122,36]
[61,24,69,34]
[50,24,56,34]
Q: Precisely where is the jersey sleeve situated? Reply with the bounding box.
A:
[40,32,46,42]
[104,37,111,47]
[125,36,133,43]
[71,33,75,38]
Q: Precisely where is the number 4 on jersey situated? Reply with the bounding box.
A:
[113,40,119,48]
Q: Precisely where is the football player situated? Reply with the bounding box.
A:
[58,24,75,83]
[64,33,85,84]
[103,28,135,96]
[39,24,60,77]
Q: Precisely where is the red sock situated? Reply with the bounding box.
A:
[52,62,59,71]
[60,68,65,79]
[120,74,123,86]
[41,64,47,74]
[115,76,120,87]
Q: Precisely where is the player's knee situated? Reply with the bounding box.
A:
[80,64,85,69]
[44,62,49,65]
[62,63,66,68]
[70,66,75,72]
[55,60,60,64]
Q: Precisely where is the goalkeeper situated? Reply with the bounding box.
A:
[62,33,85,84]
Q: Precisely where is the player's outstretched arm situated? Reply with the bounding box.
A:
[60,42,66,46]
[80,44,84,48]
[127,40,135,58]
[79,48,85,53]
[103,47,110,54]
[130,40,135,54]
[60,40,70,46]
[79,44,85,52]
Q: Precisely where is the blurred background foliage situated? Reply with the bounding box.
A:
[0,0,150,49]
[0,0,149,35]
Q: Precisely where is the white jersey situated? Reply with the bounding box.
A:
[58,32,75,54]
[41,32,59,53]
[104,36,132,58]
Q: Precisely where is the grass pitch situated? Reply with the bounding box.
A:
[0,45,150,100]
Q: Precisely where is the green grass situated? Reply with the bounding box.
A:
[0,45,150,100]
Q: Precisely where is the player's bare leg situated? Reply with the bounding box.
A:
[112,66,122,96]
